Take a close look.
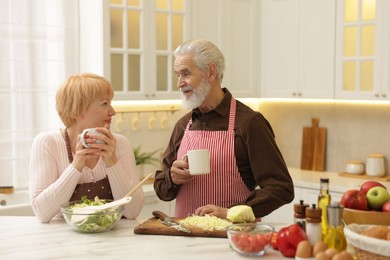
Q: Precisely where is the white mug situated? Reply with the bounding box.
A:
[366,154,385,177]
[80,128,105,148]
[183,149,210,175]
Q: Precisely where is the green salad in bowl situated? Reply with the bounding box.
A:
[61,196,124,233]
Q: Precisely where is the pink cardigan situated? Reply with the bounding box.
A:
[29,129,144,223]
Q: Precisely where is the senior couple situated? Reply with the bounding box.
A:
[29,39,294,223]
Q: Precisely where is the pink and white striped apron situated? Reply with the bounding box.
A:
[174,98,251,217]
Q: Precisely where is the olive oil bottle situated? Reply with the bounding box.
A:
[324,201,347,252]
[318,178,331,238]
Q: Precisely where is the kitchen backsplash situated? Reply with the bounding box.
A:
[113,100,390,176]
[259,100,390,175]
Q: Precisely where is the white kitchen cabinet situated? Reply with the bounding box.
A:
[138,184,175,221]
[260,0,335,99]
[191,0,260,98]
[335,0,390,100]
[261,187,301,224]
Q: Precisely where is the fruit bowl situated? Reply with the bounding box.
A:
[227,223,274,257]
[343,208,390,225]
[61,200,124,233]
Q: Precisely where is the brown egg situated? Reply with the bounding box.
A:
[313,241,328,256]
[295,240,312,258]
[314,252,331,260]
[332,251,354,260]
[324,248,338,258]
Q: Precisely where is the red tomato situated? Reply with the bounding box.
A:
[236,234,250,251]
[276,226,296,258]
[256,234,269,249]
[287,224,307,247]
[231,233,240,244]
[270,231,278,250]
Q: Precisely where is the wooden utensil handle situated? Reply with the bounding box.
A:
[123,172,154,198]
[153,210,169,221]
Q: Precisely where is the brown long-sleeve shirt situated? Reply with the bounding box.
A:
[154,89,294,218]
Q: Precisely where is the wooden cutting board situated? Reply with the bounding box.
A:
[300,118,327,171]
[134,217,227,238]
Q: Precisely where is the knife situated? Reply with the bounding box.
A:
[152,210,191,233]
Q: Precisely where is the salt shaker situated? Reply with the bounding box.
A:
[305,204,322,246]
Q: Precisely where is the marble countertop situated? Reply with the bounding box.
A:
[288,167,390,193]
[0,216,288,260]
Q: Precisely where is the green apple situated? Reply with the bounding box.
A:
[366,186,390,210]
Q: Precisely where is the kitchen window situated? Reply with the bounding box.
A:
[0,0,79,189]
[108,0,190,100]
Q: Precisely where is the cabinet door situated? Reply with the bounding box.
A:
[261,0,335,99]
[261,0,299,98]
[138,193,174,221]
[298,0,335,99]
[335,0,390,100]
[191,0,259,98]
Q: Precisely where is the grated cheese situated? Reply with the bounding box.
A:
[179,215,232,231]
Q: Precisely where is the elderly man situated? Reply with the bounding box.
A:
[154,39,294,219]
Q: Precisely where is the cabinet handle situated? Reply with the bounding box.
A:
[292,92,297,96]
[381,94,387,98]
[298,92,302,97]
[374,93,380,98]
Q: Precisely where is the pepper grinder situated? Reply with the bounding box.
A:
[324,201,347,252]
[294,200,309,231]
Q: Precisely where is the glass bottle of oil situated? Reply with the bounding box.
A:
[323,201,347,252]
[318,178,331,238]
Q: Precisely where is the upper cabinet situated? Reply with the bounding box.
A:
[104,0,259,100]
[260,0,336,99]
[335,0,390,100]
[191,0,260,98]
[107,0,191,100]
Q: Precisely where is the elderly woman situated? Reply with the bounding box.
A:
[29,73,144,223]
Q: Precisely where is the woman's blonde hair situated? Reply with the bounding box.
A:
[56,73,114,127]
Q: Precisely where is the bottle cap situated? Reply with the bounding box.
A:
[320,178,329,183]
[327,201,344,226]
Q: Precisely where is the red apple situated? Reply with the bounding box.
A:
[360,181,386,195]
[340,189,368,210]
[382,200,390,212]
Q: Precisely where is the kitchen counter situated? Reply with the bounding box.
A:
[289,167,390,192]
[0,216,288,260]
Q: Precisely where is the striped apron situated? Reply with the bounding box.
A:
[174,98,251,217]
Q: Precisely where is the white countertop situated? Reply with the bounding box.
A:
[288,167,390,193]
[0,216,289,260]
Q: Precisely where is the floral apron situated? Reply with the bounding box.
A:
[175,98,251,217]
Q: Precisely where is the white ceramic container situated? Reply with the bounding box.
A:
[345,160,365,175]
[366,154,385,177]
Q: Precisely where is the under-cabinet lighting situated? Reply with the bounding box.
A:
[112,100,182,113]
[259,98,390,106]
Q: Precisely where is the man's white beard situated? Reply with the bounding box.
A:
[181,80,211,110]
